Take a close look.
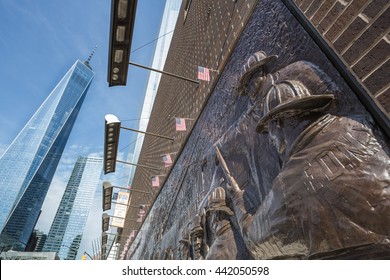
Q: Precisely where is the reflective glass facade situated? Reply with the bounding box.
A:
[42,156,102,260]
[0,60,94,250]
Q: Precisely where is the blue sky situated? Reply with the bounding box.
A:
[0,0,167,258]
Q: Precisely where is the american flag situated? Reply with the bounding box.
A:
[136,214,144,223]
[162,154,173,167]
[139,205,146,215]
[152,175,160,187]
[129,230,136,238]
[175,118,186,131]
[198,66,210,81]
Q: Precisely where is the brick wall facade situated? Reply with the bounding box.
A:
[117,0,389,259]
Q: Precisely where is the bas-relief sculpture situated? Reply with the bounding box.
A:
[204,187,239,260]
[163,247,174,260]
[174,51,390,260]
[189,214,205,260]
[220,51,390,259]
[178,227,192,260]
[131,51,389,260]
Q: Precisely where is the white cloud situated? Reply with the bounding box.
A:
[87,151,103,158]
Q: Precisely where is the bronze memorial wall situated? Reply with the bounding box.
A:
[122,0,390,260]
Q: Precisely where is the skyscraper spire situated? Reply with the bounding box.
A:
[84,45,98,69]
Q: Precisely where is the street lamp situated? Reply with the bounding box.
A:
[82,251,93,260]
[101,233,112,260]
[103,182,114,211]
[102,232,108,247]
[104,114,171,174]
[102,213,111,232]
[101,232,127,260]
[107,0,199,86]
[108,0,138,86]
[104,114,121,174]
[101,245,107,259]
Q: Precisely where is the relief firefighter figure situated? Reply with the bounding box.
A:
[204,186,238,260]
[215,52,390,259]
[177,226,192,260]
[189,214,206,260]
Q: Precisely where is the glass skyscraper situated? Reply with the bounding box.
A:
[0,59,95,250]
[42,156,102,260]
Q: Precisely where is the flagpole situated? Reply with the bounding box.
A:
[116,159,160,171]
[160,152,177,156]
[120,126,174,142]
[110,201,141,209]
[195,64,219,73]
[129,61,199,84]
[111,185,151,194]
[204,67,219,73]
[172,117,194,121]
